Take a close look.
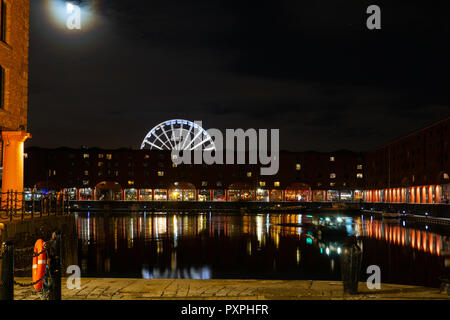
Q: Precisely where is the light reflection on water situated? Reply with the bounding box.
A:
[76,212,450,287]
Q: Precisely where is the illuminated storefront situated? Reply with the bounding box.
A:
[154,189,168,201]
[198,189,211,202]
[256,189,269,202]
[285,183,311,202]
[269,190,283,202]
[139,189,152,201]
[364,185,449,204]
[326,190,339,202]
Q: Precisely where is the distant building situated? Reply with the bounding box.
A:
[364,116,450,204]
[23,148,365,202]
[23,117,450,204]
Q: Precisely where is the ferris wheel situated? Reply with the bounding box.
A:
[140,119,216,151]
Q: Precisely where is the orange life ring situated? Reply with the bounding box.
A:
[32,239,47,291]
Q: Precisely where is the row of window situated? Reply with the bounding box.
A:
[41,153,364,169]
[48,167,364,180]
[72,179,355,188]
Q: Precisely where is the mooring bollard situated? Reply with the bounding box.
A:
[340,236,362,295]
[0,242,14,300]
[48,232,62,300]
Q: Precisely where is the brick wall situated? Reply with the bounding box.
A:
[0,0,30,131]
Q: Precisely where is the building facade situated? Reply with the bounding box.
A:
[0,0,31,198]
[364,117,450,205]
[23,148,365,202]
[22,117,450,205]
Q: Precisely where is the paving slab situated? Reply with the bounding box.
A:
[12,278,450,300]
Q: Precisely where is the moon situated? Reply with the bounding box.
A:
[43,0,103,32]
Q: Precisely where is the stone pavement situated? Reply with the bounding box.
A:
[13,278,450,300]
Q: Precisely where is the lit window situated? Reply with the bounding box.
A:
[274,181,280,187]
[53,170,56,176]
[24,153,28,159]
[115,171,119,176]
[158,171,164,177]
[98,154,104,159]
[330,182,336,187]
[259,181,266,187]
[172,163,177,168]
[357,173,363,179]
[144,154,150,159]
[84,170,89,176]
[217,181,222,187]
[128,180,134,186]
[444,173,449,179]
[330,173,336,179]
[317,182,322,187]
[82,180,89,186]
[330,156,335,161]
[343,182,347,187]
[247,172,252,177]
[98,162,104,167]
[202,181,208,187]
[106,154,112,160]
[83,154,89,159]
[296,164,301,171]
[357,164,363,170]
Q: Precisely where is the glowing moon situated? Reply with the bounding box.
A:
[44,0,101,32]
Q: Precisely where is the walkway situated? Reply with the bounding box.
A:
[13,278,450,300]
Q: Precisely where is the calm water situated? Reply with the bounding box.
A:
[75,211,450,287]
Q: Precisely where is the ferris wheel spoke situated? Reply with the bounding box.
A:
[180,125,194,150]
[153,133,172,150]
[161,127,175,150]
[160,126,176,149]
[177,126,185,150]
[170,123,181,150]
[144,140,163,150]
[187,129,204,150]
[190,137,213,151]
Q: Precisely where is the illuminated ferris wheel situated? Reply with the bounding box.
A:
[140,119,216,151]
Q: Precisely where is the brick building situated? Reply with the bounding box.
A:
[364,116,450,204]
[23,147,365,202]
[0,0,31,197]
[22,117,449,204]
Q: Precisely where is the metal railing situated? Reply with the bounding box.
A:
[0,232,62,300]
[0,191,70,221]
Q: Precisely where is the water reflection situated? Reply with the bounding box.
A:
[356,217,447,256]
[76,212,450,287]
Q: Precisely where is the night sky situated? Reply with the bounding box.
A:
[27,0,450,151]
